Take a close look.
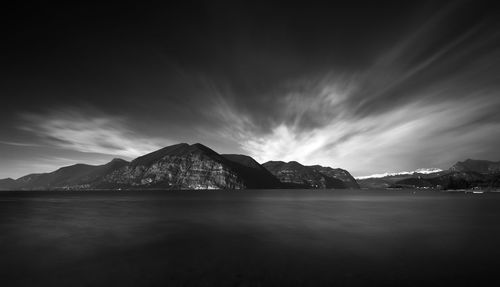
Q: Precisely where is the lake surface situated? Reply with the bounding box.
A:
[1,189,499,286]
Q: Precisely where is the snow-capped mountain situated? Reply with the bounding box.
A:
[356,168,443,180]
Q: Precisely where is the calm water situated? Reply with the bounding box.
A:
[1,190,499,286]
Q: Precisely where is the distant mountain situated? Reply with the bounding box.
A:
[356,168,443,179]
[0,178,17,190]
[356,168,446,188]
[395,160,500,190]
[262,161,359,189]
[395,171,494,190]
[357,159,500,190]
[450,159,500,174]
[3,158,129,190]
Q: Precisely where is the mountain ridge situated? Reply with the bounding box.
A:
[2,143,357,190]
[357,159,500,189]
[262,161,359,189]
[3,143,495,191]
[356,168,443,180]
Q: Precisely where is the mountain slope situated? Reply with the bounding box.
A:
[357,171,448,189]
[0,178,17,190]
[2,144,282,190]
[394,171,500,190]
[221,154,282,189]
[450,159,500,174]
[12,158,129,190]
[101,143,285,190]
[308,165,359,188]
[262,161,359,189]
[2,143,361,190]
[102,143,248,189]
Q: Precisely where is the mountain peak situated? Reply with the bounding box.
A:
[284,161,305,169]
[188,143,217,154]
[105,158,129,168]
[450,159,500,174]
[131,143,189,167]
[190,143,207,148]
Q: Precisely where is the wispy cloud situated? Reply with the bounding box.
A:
[207,5,500,176]
[20,109,169,158]
[0,140,42,147]
[216,83,500,175]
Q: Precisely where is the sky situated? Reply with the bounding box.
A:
[1,0,500,178]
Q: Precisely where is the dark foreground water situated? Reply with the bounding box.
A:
[1,190,500,287]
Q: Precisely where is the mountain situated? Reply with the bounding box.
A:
[262,161,359,189]
[450,159,500,174]
[395,160,500,190]
[0,178,17,190]
[9,158,129,190]
[356,168,443,180]
[1,143,360,190]
[1,143,283,190]
[221,154,282,189]
[101,143,241,189]
[393,171,500,190]
[308,165,359,188]
[357,169,448,189]
[357,159,500,190]
[100,143,283,189]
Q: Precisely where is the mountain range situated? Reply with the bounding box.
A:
[356,168,443,180]
[1,143,498,191]
[357,159,500,190]
[0,143,357,190]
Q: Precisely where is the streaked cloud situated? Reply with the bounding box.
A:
[19,109,169,158]
[215,80,500,176]
[2,1,500,179]
[207,5,500,176]
[0,140,42,148]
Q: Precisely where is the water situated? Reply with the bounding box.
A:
[1,189,499,286]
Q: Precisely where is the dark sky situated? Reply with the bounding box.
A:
[1,0,500,178]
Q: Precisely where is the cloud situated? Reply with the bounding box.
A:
[209,42,500,175]
[0,140,41,147]
[20,109,169,158]
[203,3,500,176]
[226,88,500,176]
[5,1,499,179]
